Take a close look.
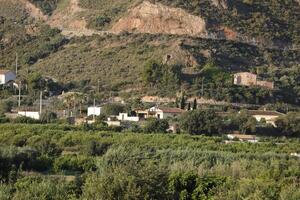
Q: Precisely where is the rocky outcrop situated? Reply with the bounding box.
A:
[163,41,199,67]
[211,0,228,9]
[111,1,207,37]
[47,0,86,30]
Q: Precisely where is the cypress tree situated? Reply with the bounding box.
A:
[192,98,197,110]
[180,94,186,110]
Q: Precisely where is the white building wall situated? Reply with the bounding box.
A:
[87,107,101,116]
[253,115,279,127]
[0,72,16,85]
[117,113,139,122]
[106,121,121,127]
[18,111,40,120]
[0,74,5,84]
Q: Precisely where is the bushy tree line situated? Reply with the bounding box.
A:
[0,124,299,199]
[180,109,300,137]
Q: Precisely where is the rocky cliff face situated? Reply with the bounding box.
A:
[111,1,207,37]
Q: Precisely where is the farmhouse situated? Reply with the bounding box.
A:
[137,106,185,119]
[234,72,257,86]
[246,110,284,127]
[233,72,274,89]
[0,70,16,85]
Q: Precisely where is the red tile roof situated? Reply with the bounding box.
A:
[229,134,257,140]
[158,107,185,113]
[247,110,284,116]
[0,70,12,74]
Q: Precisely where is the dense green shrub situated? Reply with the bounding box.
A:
[13,117,40,124]
[0,115,9,123]
[101,103,127,116]
[223,110,257,134]
[13,176,76,200]
[84,140,111,156]
[82,162,170,200]
[53,155,95,173]
[169,172,226,200]
[180,110,222,135]
[28,0,58,15]
[276,112,300,137]
[0,100,13,114]
[143,118,169,133]
[40,111,58,124]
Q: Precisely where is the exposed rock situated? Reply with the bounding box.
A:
[25,24,40,35]
[211,0,228,9]
[48,0,87,30]
[163,41,198,67]
[217,26,238,40]
[111,1,207,37]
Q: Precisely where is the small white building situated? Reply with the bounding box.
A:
[87,106,102,116]
[246,110,284,127]
[117,113,139,122]
[18,111,40,120]
[227,134,258,143]
[0,70,16,85]
[137,106,185,119]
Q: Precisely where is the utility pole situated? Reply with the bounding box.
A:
[39,91,43,116]
[201,77,205,97]
[15,53,18,77]
[93,98,96,121]
[18,81,21,109]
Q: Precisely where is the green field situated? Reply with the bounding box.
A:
[0,124,299,199]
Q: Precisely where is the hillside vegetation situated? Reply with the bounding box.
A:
[0,0,299,106]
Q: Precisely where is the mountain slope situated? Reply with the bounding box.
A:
[0,0,299,104]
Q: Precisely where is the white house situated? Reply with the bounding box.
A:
[87,106,102,116]
[246,110,284,127]
[18,111,40,120]
[117,113,139,122]
[137,107,185,119]
[0,70,16,85]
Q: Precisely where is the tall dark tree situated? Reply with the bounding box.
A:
[180,94,186,110]
[192,98,197,110]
